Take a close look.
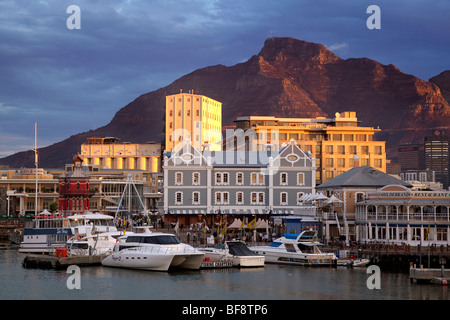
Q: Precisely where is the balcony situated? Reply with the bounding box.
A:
[59,188,97,196]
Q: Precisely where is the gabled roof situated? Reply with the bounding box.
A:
[317,166,413,189]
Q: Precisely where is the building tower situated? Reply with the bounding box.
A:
[424,131,450,189]
[58,153,93,215]
[165,90,222,152]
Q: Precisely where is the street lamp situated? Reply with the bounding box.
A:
[7,197,10,217]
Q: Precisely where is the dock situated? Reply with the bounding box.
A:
[22,254,107,270]
[409,267,450,285]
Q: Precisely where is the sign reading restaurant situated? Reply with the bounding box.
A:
[375,191,450,198]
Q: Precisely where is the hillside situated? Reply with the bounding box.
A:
[2,37,450,168]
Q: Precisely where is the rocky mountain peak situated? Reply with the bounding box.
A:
[258,37,341,65]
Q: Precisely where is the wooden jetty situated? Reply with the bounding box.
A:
[22,254,107,270]
[334,243,450,273]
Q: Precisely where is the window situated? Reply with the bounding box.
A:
[175,172,183,185]
[356,134,367,141]
[374,146,382,155]
[338,158,345,167]
[280,172,288,185]
[326,145,334,154]
[250,192,265,204]
[236,172,244,185]
[349,146,357,154]
[280,192,288,205]
[175,192,183,205]
[192,192,200,205]
[251,172,264,185]
[374,159,382,168]
[192,172,200,185]
[297,173,305,185]
[344,134,354,141]
[236,192,244,204]
[215,172,229,185]
[338,145,345,154]
[215,192,229,205]
[361,146,369,155]
[297,192,304,204]
[332,134,342,141]
[325,158,334,167]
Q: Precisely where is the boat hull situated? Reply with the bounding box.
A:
[102,249,204,271]
[102,250,175,271]
[250,247,335,266]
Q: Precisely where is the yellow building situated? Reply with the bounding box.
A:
[81,137,161,172]
[165,91,222,152]
[233,112,386,184]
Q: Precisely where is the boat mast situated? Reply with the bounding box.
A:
[34,122,38,216]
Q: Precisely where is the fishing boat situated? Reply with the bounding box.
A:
[102,231,204,271]
[199,241,265,267]
[249,230,336,266]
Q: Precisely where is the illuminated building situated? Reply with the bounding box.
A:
[165,91,222,152]
[233,111,386,184]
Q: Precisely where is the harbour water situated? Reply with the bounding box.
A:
[0,249,448,301]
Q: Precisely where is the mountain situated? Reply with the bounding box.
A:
[429,70,450,104]
[2,37,450,168]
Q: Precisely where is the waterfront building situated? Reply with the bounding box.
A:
[232,111,386,185]
[165,91,222,152]
[58,153,94,215]
[0,168,59,216]
[355,185,450,245]
[316,166,412,244]
[162,139,318,231]
[424,131,450,189]
[0,162,162,217]
[81,137,161,173]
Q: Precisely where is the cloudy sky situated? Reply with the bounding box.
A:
[0,0,449,158]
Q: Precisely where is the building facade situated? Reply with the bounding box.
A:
[0,168,59,216]
[165,91,222,152]
[316,166,413,244]
[355,185,450,245]
[81,137,161,172]
[58,154,94,215]
[424,131,450,189]
[232,111,386,185]
[163,139,317,228]
[398,144,425,171]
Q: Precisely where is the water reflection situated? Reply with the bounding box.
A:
[0,250,448,300]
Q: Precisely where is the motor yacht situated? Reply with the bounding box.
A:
[199,241,265,267]
[249,230,336,266]
[102,231,204,271]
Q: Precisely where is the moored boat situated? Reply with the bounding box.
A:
[101,231,204,271]
[249,230,336,266]
[199,241,265,267]
[19,211,121,255]
[19,212,71,254]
